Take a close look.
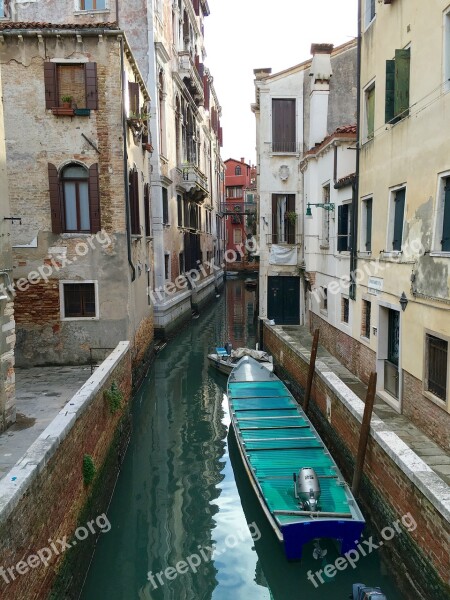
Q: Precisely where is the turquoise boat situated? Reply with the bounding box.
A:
[227,356,365,560]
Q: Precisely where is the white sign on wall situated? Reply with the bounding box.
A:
[368,277,383,295]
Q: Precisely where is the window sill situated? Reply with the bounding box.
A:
[51,107,91,117]
[360,335,371,344]
[381,251,402,259]
[423,389,448,412]
[131,234,143,241]
[363,15,376,33]
[60,232,93,238]
[358,251,372,257]
[320,309,328,317]
[429,251,450,258]
[73,10,111,16]
[61,316,99,321]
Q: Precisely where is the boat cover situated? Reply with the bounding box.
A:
[231,348,272,362]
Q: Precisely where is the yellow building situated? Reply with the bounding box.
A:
[352,0,450,450]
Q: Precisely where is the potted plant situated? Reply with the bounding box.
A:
[285,211,297,225]
[61,95,73,108]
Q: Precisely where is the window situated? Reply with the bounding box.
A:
[48,162,101,234]
[321,184,330,248]
[362,300,371,339]
[321,288,328,313]
[62,283,96,319]
[164,253,170,280]
[179,252,185,274]
[271,194,296,244]
[337,203,352,252]
[144,183,151,237]
[435,177,450,252]
[233,228,242,244]
[177,194,183,227]
[226,186,243,198]
[80,0,106,9]
[385,49,410,124]
[444,10,450,92]
[362,197,373,252]
[235,165,242,175]
[128,81,140,117]
[425,334,448,402]
[364,0,375,27]
[44,62,98,110]
[129,169,140,235]
[162,187,169,225]
[272,99,296,153]
[388,187,405,251]
[0,1,4,18]
[341,297,349,324]
[364,83,375,141]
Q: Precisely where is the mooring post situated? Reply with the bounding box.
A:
[352,371,377,497]
[303,328,319,414]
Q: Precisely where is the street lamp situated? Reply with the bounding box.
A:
[305,202,335,218]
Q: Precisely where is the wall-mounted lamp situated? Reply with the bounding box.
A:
[305,203,335,218]
[399,291,408,311]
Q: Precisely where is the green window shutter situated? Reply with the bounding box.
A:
[394,48,410,118]
[442,181,450,251]
[385,60,395,123]
[366,198,372,251]
[367,87,375,138]
[393,188,405,251]
[337,205,349,252]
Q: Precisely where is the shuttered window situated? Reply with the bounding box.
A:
[364,197,372,251]
[392,188,405,251]
[129,169,140,235]
[48,163,101,233]
[272,99,296,153]
[426,334,448,402]
[144,183,151,237]
[442,179,450,251]
[80,0,106,9]
[177,194,183,227]
[44,62,98,110]
[162,187,169,225]
[337,204,352,251]
[271,194,295,244]
[128,81,140,116]
[366,85,375,139]
[63,283,96,318]
[385,49,410,124]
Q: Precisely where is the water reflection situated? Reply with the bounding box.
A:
[80,279,404,600]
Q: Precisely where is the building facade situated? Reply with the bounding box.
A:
[223,157,257,271]
[4,0,225,339]
[349,0,450,449]
[252,41,357,327]
[0,66,15,432]
[0,24,153,373]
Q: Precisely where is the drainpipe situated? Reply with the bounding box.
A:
[350,1,362,300]
[120,35,136,282]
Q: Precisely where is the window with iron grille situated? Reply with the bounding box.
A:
[362,300,371,338]
[425,334,448,402]
[341,296,349,324]
[63,283,96,318]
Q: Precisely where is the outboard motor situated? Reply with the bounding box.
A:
[225,341,233,355]
[294,467,321,511]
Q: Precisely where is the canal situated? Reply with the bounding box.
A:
[80,278,406,600]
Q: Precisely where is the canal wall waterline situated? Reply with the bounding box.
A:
[0,342,132,600]
[263,323,450,600]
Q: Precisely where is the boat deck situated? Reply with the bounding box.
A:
[228,380,353,526]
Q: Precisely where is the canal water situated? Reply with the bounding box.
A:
[80,278,406,600]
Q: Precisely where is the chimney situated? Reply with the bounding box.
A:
[253,68,272,80]
[308,43,333,148]
[241,157,245,164]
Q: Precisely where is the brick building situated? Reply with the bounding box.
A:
[0,24,154,374]
[224,157,257,270]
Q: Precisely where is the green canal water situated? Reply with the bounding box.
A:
[80,278,406,600]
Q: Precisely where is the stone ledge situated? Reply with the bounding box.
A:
[268,323,450,523]
[0,341,130,524]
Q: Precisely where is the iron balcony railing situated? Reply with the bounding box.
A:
[266,233,302,245]
[220,201,257,215]
[270,141,300,154]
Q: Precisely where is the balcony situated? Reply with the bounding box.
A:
[220,201,257,215]
[180,163,208,202]
[266,233,302,245]
[270,141,301,154]
[178,51,204,105]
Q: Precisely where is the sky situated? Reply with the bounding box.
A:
[205,0,358,165]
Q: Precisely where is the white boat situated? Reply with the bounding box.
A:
[225,271,239,278]
[207,347,273,375]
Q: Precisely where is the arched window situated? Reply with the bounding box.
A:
[62,164,90,232]
[235,165,241,175]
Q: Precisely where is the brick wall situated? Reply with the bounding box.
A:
[0,343,132,600]
[264,324,450,600]
[403,370,450,453]
[310,310,376,385]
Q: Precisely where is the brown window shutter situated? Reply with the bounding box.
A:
[128,82,140,115]
[88,163,101,233]
[203,75,210,110]
[144,183,151,237]
[85,63,98,110]
[271,195,277,243]
[44,63,57,109]
[48,163,62,233]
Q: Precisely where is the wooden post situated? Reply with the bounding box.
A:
[303,328,319,414]
[352,371,377,497]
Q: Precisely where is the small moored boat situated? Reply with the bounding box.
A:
[227,356,365,560]
[208,347,273,375]
[352,583,387,599]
